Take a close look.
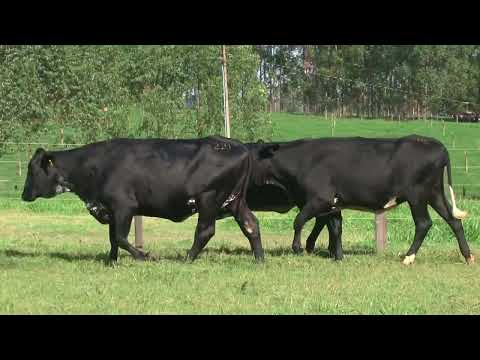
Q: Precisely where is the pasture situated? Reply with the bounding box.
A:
[1,114,480,314]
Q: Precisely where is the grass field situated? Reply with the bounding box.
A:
[1,113,480,314]
[1,205,480,314]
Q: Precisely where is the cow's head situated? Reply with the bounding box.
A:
[21,148,63,202]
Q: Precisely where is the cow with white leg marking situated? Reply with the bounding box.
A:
[250,135,474,265]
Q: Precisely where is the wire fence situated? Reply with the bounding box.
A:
[2,137,480,223]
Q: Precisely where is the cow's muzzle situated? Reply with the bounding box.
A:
[21,190,36,202]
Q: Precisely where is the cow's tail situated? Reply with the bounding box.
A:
[445,151,468,220]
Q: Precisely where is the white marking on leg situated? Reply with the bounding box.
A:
[402,254,416,265]
[244,222,253,234]
[467,254,475,265]
[384,197,397,209]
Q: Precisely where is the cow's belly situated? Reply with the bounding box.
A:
[137,196,195,222]
[126,182,190,221]
[334,186,405,212]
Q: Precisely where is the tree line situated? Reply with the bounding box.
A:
[0,45,270,145]
[255,45,480,118]
[1,45,478,146]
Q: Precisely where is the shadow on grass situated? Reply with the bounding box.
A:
[2,244,377,265]
[2,248,185,264]
[207,244,376,258]
[3,249,109,262]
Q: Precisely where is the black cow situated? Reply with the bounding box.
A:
[21,136,270,263]
[242,142,342,259]
[251,135,475,265]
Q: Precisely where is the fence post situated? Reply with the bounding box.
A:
[465,151,468,174]
[375,212,387,252]
[134,215,144,249]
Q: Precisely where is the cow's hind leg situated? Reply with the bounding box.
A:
[305,217,327,254]
[186,192,217,262]
[109,209,149,262]
[429,190,474,264]
[232,200,264,263]
[403,200,432,265]
[292,199,331,254]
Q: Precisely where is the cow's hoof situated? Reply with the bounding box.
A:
[135,251,151,261]
[467,254,475,265]
[185,253,195,263]
[105,259,118,267]
[292,246,304,255]
[145,252,159,261]
[254,258,265,264]
[402,254,416,265]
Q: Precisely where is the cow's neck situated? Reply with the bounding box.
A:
[51,150,90,202]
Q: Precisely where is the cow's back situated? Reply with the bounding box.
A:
[57,137,252,220]
[269,135,448,209]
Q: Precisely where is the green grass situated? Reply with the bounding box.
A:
[1,209,480,314]
[1,113,480,314]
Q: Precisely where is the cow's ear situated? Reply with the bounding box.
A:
[258,144,280,159]
[34,147,46,157]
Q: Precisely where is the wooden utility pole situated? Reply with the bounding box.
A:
[221,45,231,138]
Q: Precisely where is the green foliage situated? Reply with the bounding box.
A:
[0,46,50,143]
[0,45,271,146]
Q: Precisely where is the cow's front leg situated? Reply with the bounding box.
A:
[186,191,217,262]
[108,223,119,262]
[186,218,216,262]
[109,209,148,263]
